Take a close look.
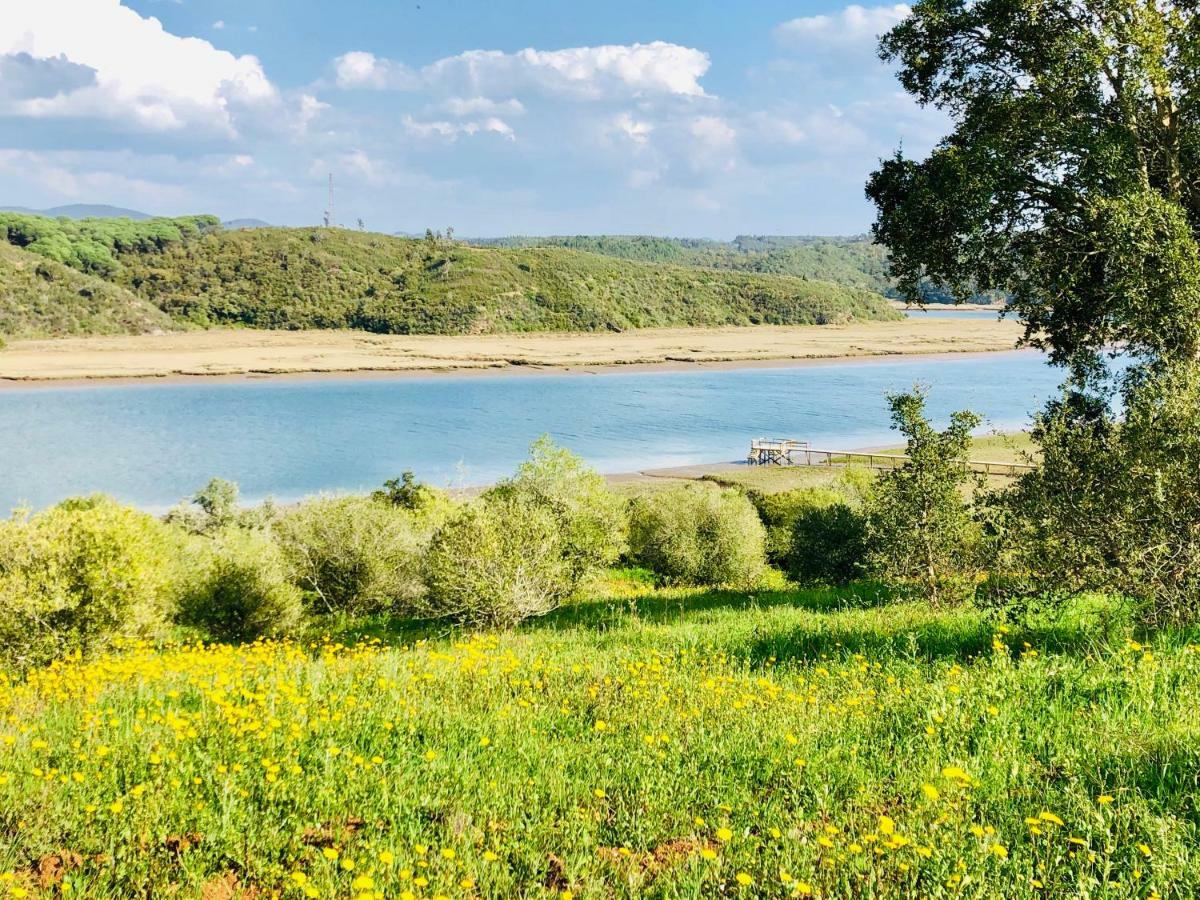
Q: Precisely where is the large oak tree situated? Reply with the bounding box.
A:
[867,0,1200,381]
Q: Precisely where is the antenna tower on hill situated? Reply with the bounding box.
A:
[323,173,335,227]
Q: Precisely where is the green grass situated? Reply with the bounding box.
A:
[1,577,1196,898]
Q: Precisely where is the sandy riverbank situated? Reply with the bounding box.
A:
[0,317,1024,384]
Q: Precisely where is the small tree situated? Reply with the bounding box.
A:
[165,478,242,534]
[864,391,982,604]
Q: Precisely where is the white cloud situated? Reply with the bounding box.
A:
[296,93,329,132]
[212,20,226,31]
[0,148,190,206]
[610,112,654,145]
[690,115,736,147]
[334,41,710,100]
[0,0,278,134]
[402,115,516,142]
[443,96,525,117]
[334,50,416,90]
[776,4,910,49]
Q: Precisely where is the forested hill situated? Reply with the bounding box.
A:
[0,242,174,340]
[472,234,985,303]
[472,234,895,295]
[0,213,900,339]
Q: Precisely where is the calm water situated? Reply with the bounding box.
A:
[902,307,1003,319]
[0,351,1064,511]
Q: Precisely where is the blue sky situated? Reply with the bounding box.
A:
[0,1,943,237]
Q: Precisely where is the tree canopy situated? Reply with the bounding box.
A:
[867,0,1200,381]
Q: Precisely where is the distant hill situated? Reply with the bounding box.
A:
[474,234,893,293]
[473,234,994,303]
[223,218,271,230]
[0,214,900,338]
[0,204,153,221]
[0,242,174,339]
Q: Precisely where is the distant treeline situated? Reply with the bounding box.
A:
[0,214,900,340]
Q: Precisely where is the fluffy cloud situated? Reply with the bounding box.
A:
[0,0,278,133]
[442,97,525,117]
[0,52,96,102]
[402,115,516,142]
[334,50,416,90]
[776,4,910,50]
[609,112,654,146]
[334,41,710,100]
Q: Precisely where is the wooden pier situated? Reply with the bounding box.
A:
[747,439,1035,478]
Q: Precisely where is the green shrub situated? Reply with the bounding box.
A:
[274,495,440,616]
[748,486,843,565]
[0,496,181,666]
[486,437,627,582]
[177,528,304,642]
[627,484,766,587]
[787,502,869,586]
[424,496,571,626]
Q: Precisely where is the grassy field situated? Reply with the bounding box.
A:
[1,575,1196,898]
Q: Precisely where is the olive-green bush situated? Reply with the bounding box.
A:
[486,437,627,582]
[627,485,766,587]
[424,496,572,626]
[176,528,304,642]
[275,494,450,616]
[0,496,181,666]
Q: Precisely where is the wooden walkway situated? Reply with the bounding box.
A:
[748,439,1034,477]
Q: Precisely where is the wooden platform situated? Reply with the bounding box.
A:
[748,439,1034,478]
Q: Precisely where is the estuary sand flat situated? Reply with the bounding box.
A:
[0,317,1024,384]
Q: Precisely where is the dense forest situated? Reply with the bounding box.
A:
[0,213,900,339]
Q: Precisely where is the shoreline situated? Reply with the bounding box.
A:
[0,347,1039,391]
[0,319,1025,389]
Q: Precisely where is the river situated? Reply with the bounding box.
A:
[0,349,1065,511]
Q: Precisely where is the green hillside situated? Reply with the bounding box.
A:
[473,234,991,303]
[475,234,893,292]
[0,214,901,338]
[0,242,175,340]
[121,228,898,333]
